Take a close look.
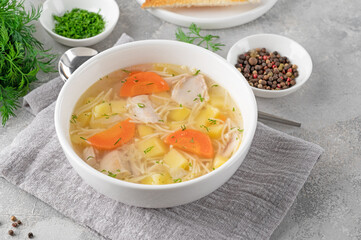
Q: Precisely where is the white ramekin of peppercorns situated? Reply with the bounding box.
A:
[227,34,313,98]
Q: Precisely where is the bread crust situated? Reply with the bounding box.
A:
[141,0,251,8]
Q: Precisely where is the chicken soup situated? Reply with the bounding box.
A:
[69,64,243,185]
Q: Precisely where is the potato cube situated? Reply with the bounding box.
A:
[194,105,220,127]
[141,173,172,185]
[209,96,226,109]
[213,155,228,169]
[110,99,127,113]
[208,124,225,139]
[70,134,88,146]
[168,107,191,121]
[93,102,111,118]
[137,137,167,158]
[137,125,154,137]
[76,112,92,127]
[163,149,189,169]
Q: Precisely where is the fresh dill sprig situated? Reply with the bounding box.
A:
[0,0,56,126]
[175,23,225,52]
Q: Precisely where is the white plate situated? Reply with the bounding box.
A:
[136,0,278,29]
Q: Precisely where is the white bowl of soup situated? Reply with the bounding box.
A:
[55,40,258,208]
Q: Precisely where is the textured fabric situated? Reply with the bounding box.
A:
[0,33,324,240]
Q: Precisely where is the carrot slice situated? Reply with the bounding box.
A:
[165,129,214,158]
[88,119,135,150]
[119,71,170,97]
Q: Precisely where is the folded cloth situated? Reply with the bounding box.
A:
[0,33,324,240]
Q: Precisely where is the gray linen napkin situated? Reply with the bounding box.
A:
[0,34,324,240]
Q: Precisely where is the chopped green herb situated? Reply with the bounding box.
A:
[173,178,182,183]
[121,80,127,83]
[144,146,154,154]
[122,69,131,73]
[189,163,192,167]
[200,125,209,132]
[179,104,183,108]
[190,137,194,143]
[158,119,164,122]
[232,107,235,112]
[101,169,107,173]
[114,137,122,145]
[86,156,94,160]
[213,168,215,170]
[107,171,117,178]
[116,169,121,172]
[156,161,159,164]
[172,74,175,76]
[171,136,175,138]
[212,84,219,87]
[53,8,105,39]
[181,125,186,131]
[187,90,191,93]
[175,23,225,52]
[237,128,244,133]
[137,103,145,108]
[134,80,139,82]
[80,137,87,141]
[70,114,77,124]
[197,94,204,102]
[146,83,154,85]
[208,118,217,125]
[194,69,200,76]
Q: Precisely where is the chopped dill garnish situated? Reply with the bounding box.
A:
[116,169,121,172]
[237,128,244,133]
[121,80,127,83]
[197,94,204,102]
[146,83,154,85]
[156,161,159,164]
[70,114,77,124]
[122,69,131,73]
[173,178,182,183]
[212,84,219,87]
[101,169,106,173]
[213,168,215,170]
[194,69,200,76]
[137,103,145,108]
[189,162,192,167]
[200,125,209,132]
[181,125,186,131]
[187,90,191,93]
[144,146,154,154]
[208,118,217,125]
[232,107,235,112]
[190,137,194,143]
[86,156,94,160]
[171,136,175,138]
[158,119,164,122]
[114,137,122,145]
[80,137,87,141]
[179,104,183,108]
[134,80,139,82]
[107,171,117,178]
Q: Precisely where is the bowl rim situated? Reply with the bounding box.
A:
[55,39,258,190]
[227,33,313,95]
[39,0,120,43]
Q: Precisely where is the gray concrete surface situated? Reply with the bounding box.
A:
[0,0,360,239]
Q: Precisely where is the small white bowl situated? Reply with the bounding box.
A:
[227,34,313,98]
[54,40,258,208]
[39,0,119,47]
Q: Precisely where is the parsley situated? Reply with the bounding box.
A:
[158,119,164,122]
[200,125,209,132]
[101,169,107,173]
[194,69,200,76]
[122,69,131,73]
[181,125,186,131]
[190,137,194,143]
[175,23,225,52]
[189,163,192,167]
[134,80,139,82]
[137,103,145,108]
[208,118,217,125]
[232,107,235,112]
[70,114,78,124]
[197,94,204,102]
[213,168,215,170]
[80,137,87,141]
[121,80,127,83]
[144,146,154,154]
[156,161,159,164]
[0,0,56,125]
[116,169,121,172]
[107,171,117,178]
[237,128,244,133]
[146,83,154,85]
[53,8,105,39]
[114,137,122,145]
[86,156,94,160]
[171,136,175,138]
[173,178,182,183]
[212,84,219,87]
[179,104,183,108]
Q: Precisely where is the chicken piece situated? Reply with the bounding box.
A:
[83,147,97,166]
[171,74,209,108]
[128,95,160,123]
[222,133,240,158]
[99,150,122,173]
